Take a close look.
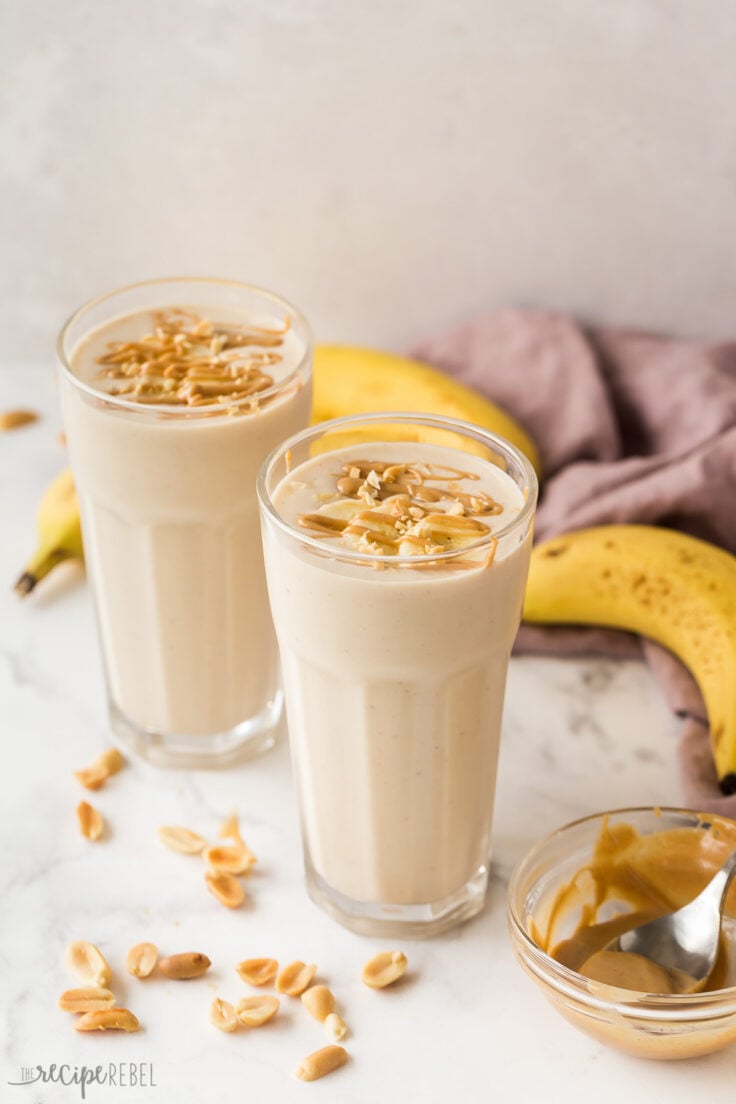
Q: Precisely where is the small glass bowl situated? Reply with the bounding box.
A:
[507,807,736,1060]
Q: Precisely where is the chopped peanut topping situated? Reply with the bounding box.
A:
[297,458,502,566]
[95,308,289,407]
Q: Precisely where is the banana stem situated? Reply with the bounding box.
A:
[13,548,75,597]
[14,571,38,597]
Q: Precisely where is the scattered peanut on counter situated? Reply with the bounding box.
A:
[0,409,38,431]
[204,869,245,909]
[157,826,207,854]
[65,941,112,988]
[61,941,139,1032]
[204,843,257,874]
[158,953,211,980]
[158,813,257,910]
[237,995,280,1027]
[75,1009,140,1033]
[236,957,279,986]
[276,961,317,997]
[301,984,335,1023]
[59,936,410,1083]
[126,942,158,978]
[60,772,409,1084]
[294,1045,349,1083]
[324,1012,348,1042]
[74,747,125,791]
[362,950,408,989]
[58,988,115,1013]
[210,997,238,1033]
[76,801,104,842]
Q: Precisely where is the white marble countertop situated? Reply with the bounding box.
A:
[2,366,734,1104]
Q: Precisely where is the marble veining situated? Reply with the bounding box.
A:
[1,367,734,1103]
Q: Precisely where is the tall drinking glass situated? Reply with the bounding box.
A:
[258,413,537,935]
[58,278,312,767]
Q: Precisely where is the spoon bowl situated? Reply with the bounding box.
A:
[612,847,736,988]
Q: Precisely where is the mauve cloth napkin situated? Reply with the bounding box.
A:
[411,309,736,817]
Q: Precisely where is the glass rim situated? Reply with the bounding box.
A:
[257,411,538,566]
[507,805,736,1011]
[56,275,314,417]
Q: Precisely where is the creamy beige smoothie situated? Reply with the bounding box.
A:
[58,280,312,766]
[259,418,536,935]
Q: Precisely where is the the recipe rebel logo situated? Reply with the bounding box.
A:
[8,1061,157,1099]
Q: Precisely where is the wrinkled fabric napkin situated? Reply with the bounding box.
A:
[411,309,736,817]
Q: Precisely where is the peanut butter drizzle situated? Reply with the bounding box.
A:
[297,459,502,567]
[94,308,290,407]
[536,817,736,995]
[299,514,349,536]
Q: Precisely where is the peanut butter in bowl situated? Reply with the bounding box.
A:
[507,807,736,1060]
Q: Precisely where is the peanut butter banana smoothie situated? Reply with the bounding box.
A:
[259,415,537,936]
[58,279,312,766]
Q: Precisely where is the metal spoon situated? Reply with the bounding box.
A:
[613,847,736,986]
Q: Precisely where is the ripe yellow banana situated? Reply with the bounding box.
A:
[313,345,541,474]
[523,525,736,792]
[15,468,84,597]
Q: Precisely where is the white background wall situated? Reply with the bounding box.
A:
[4,0,736,364]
